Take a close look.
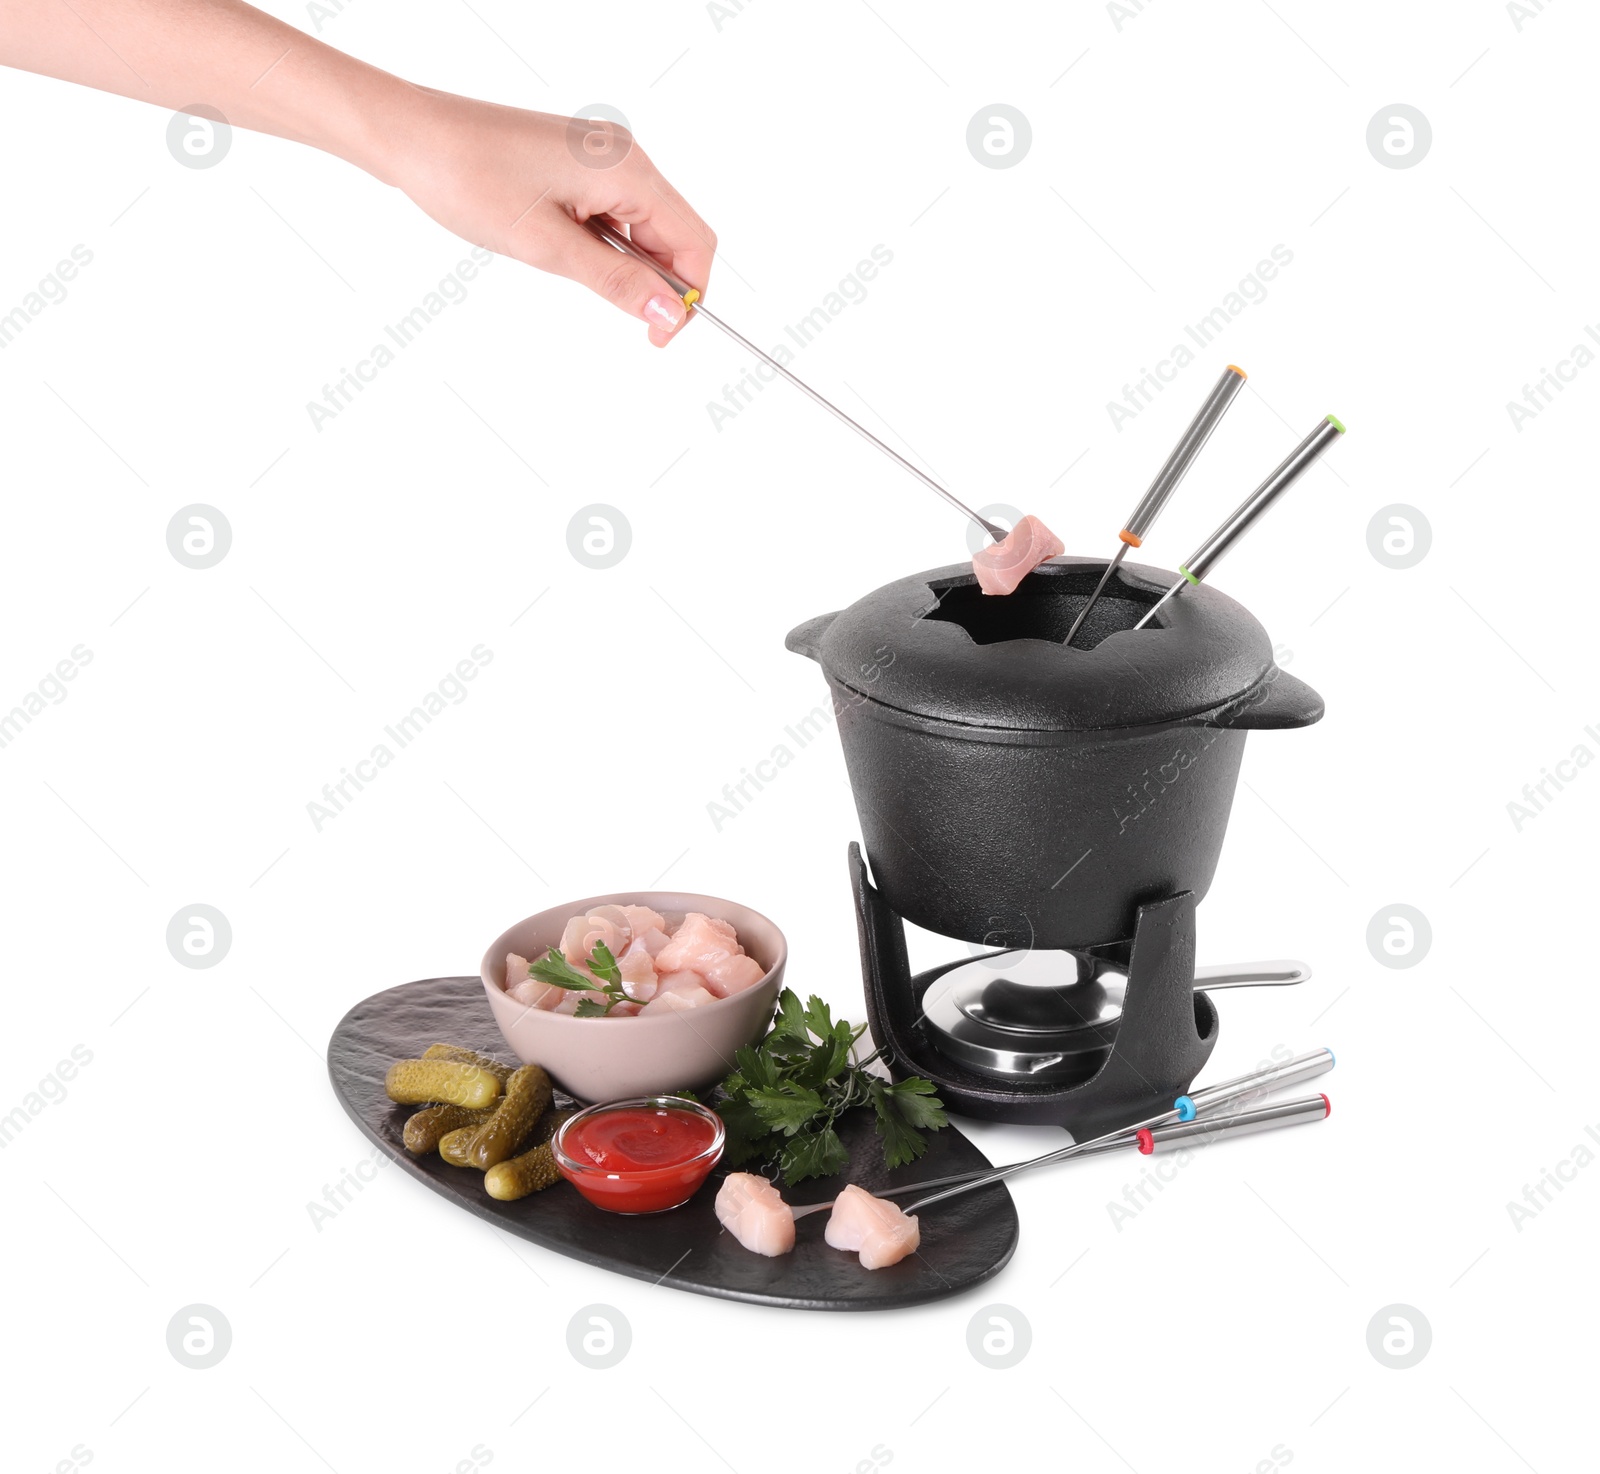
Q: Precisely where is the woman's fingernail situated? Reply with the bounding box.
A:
[643,293,685,331]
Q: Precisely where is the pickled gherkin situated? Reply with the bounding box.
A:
[483,1108,572,1199]
[439,1126,478,1167]
[467,1065,554,1170]
[403,1103,493,1155]
[422,1043,514,1084]
[385,1058,502,1109]
[485,1142,562,1200]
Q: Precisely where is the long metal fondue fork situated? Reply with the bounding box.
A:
[1064,364,1247,648]
[788,1047,1336,1219]
[1132,415,1345,629]
[583,216,1006,543]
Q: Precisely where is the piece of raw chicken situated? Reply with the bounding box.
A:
[633,926,671,957]
[653,912,767,1000]
[971,514,1065,596]
[823,1184,922,1269]
[700,951,766,998]
[501,905,767,1015]
[715,1173,796,1257]
[640,986,717,1014]
[615,941,659,1001]
[559,903,633,963]
[619,903,667,935]
[505,952,563,1011]
[640,970,718,1014]
[653,912,740,973]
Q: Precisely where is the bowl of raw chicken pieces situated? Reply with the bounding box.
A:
[480,892,787,1101]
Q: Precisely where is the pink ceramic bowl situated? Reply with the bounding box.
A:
[479,891,786,1103]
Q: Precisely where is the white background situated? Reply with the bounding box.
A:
[3,1,1596,1469]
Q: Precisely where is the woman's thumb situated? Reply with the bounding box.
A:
[547,219,690,336]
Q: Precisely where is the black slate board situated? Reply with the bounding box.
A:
[327,977,1019,1311]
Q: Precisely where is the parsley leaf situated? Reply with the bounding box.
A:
[764,990,813,1057]
[869,1078,950,1169]
[748,1083,826,1135]
[715,987,948,1185]
[880,1076,948,1130]
[801,994,838,1039]
[587,941,622,986]
[526,945,635,1015]
[733,1043,779,1092]
[528,948,600,991]
[793,1028,852,1090]
[779,1126,850,1185]
[716,1094,774,1167]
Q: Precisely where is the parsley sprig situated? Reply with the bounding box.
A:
[528,943,634,1017]
[716,988,948,1185]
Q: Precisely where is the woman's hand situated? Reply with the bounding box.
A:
[0,0,715,345]
[376,90,716,347]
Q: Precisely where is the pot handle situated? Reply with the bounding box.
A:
[1196,666,1324,731]
[785,611,841,662]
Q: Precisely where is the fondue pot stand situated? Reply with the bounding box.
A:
[788,557,1324,1135]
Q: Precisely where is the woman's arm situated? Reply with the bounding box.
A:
[1,0,714,344]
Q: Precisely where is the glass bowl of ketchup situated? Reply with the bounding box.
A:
[553,1096,725,1214]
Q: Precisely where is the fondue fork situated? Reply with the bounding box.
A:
[1130,1094,1331,1154]
[788,1047,1336,1218]
[1177,1044,1336,1118]
[786,1096,1331,1220]
[1064,364,1248,648]
[1133,414,1346,629]
[582,216,1007,543]
[898,1094,1331,1215]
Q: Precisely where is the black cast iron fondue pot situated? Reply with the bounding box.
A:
[786,557,1323,952]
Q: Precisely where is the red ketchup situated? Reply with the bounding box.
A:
[554,1099,724,1214]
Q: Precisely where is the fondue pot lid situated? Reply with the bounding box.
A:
[786,557,1322,734]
